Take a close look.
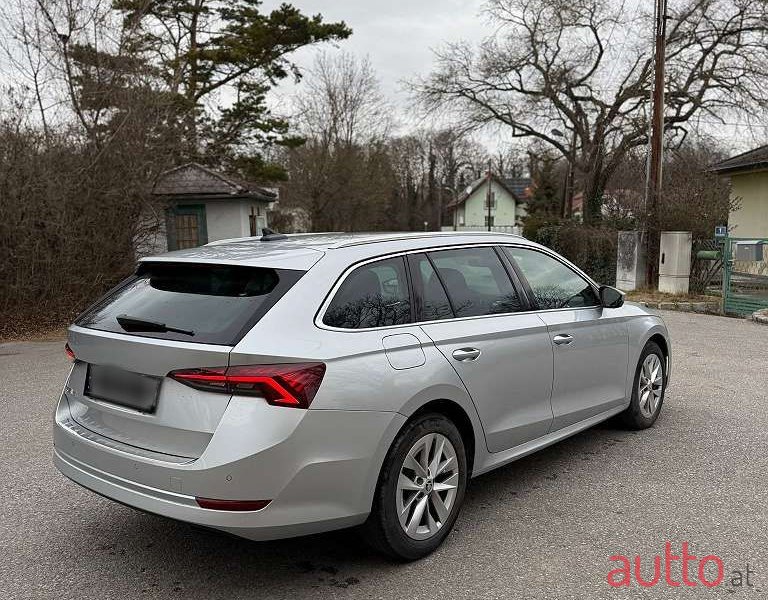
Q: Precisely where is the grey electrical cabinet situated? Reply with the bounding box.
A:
[616,231,647,291]
[734,241,765,262]
[658,231,692,294]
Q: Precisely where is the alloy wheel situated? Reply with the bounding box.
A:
[638,353,664,418]
[396,433,460,540]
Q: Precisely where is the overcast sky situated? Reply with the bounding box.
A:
[260,0,489,121]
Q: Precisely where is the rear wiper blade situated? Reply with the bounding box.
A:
[116,314,195,336]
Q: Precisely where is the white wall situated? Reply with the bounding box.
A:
[730,171,768,238]
[205,200,269,241]
[462,180,518,228]
[205,200,248,241]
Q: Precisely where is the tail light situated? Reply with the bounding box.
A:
[168,363,326,409]
[64,343,76,362]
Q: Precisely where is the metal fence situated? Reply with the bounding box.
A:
[690,238,723,295]
[723,237,768,316]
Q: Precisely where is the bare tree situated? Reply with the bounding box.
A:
[413,0,768,223]
[607,138,734,238]
[0,1,181,336]
[430,129,489,224]
[384,129,488,231]
[280,52,394,231]
[0,0,56,136]
[385,134,428,231]
[295,52,391,148]
[280,51,490,233]
[490,145,529,179]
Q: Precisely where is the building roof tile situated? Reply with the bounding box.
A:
[447,174,531,208]
[152,162,277,201]
[710,145,768,174]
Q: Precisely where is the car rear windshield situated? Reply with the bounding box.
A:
[76,262,304,345]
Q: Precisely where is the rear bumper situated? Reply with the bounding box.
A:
[53,395,406,541]
[53,448,365,540]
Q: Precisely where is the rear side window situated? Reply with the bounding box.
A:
[77,262,303,345]
[503,247,600,310]
[427,247,523,317]
[323,257,411,329]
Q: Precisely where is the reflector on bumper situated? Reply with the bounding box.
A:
[194,498,271,511]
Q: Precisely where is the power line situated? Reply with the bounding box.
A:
[604,0,629,48]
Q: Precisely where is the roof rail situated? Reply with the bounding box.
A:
[204,232,346,246]
[330,231,522,249]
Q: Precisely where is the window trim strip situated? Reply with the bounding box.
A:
[423,252,458,318]
[320,254,413,330]
[314,242,603,333]
[500,245,602,312]
[493,246,534,312]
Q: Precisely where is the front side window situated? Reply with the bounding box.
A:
[503,247,600,310]
[323,257,411,329]
[427,247,522,317]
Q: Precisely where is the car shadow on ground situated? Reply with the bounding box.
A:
[66,419,641,594]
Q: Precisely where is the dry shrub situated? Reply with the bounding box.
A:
[0,121,174,338]
[533,223,618,286]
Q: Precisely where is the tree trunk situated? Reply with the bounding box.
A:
[428,145,437,230]
[183,0,205,157]
[582,145,608,224]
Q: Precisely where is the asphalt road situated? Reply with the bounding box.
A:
[2,310,767,599]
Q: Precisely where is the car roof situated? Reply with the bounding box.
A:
[207,231,528,250]
[140,231,536,270]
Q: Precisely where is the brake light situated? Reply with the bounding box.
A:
[64,343,76,362]
[168,363,326,409]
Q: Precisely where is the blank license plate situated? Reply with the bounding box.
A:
[85,364,161,413]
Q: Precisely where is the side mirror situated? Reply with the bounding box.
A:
[599,285,625,309]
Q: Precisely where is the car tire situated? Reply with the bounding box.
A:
[619,341,667,429]
[361,412,468,561]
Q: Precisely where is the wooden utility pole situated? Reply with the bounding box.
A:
[486,160,493,231]
[645,0,668,287]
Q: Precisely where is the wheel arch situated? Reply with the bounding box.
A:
[646,330,671,384]
[648,332,669,359]
[395,381,486,479]
[627,317,671,397]
[407,398,477,477]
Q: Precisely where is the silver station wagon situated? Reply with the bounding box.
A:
[54,231,670,560]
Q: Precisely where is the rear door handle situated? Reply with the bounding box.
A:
[552,334,574,346]
[452,348,481,362]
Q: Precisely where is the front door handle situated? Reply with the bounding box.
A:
[452,348,482,362]
[553,334,574,346]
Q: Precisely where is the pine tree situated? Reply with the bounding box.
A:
[522,156,562,239]
[529,157,560,218]
[69,1,352,179]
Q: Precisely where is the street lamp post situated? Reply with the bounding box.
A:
[436,185,457,232]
